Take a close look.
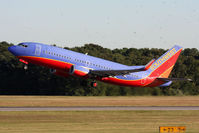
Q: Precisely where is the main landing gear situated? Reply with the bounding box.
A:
[91,81,98,87]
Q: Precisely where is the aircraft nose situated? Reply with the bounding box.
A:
[8,46,17,55]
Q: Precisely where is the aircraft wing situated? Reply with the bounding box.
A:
[89,59,155,77]
[89,68,144,77]
[157,78,192,82]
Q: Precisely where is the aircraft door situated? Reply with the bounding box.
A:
[141,74,146,84]
[35,44,41,56]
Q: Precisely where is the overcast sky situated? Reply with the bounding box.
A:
[0,0,199,49]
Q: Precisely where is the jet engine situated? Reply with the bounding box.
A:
[69,65,89,77]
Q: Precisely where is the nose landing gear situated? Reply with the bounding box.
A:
[19,59,28,70]
[24,65,28,70]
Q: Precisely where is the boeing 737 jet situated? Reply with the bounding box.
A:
[8,42,191,87]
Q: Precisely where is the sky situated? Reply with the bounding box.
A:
[0,0,199,49]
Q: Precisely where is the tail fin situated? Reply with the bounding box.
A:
[147,45,183,78]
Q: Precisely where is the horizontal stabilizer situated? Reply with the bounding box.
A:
[157,78,192,82]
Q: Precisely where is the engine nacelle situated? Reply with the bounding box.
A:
[69,65,89,77]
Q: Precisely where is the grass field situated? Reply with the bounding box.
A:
[0,111,198,133]
[0,96,199,107]
[0,96,199,133]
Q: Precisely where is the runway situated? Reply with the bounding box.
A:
[0,106,199,111]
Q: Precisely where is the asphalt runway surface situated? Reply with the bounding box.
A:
[0,106,199,111]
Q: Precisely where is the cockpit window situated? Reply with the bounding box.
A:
[18,43,28,48]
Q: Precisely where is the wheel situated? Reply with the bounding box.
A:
[24,65,28,70]
[91,81,97,87]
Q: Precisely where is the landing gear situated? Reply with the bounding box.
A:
[91,81,97,87]
[19,59,28,70]
[24,65,28,70]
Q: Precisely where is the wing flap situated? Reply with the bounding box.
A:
[89,59,156,77]
[89,68,144,77]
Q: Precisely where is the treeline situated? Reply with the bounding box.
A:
[0,41,199,96]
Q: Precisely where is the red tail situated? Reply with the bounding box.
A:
[148,45,183,78]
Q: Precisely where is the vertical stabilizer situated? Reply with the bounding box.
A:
[147,45,183,78]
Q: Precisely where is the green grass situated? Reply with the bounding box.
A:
[0,111,199,133]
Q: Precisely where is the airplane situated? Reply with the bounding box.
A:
[8,42,191,87]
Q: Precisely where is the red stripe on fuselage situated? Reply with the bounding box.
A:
[18,56,72,70]
[18,56,147,87]
[17,56,88,77]
[17,48,181,87]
